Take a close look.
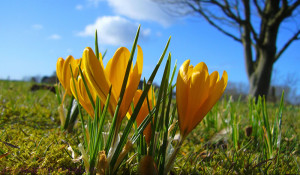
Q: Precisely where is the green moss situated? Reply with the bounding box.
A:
[0,80,299,174]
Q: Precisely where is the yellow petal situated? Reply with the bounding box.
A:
[208,71,228,102]
[70,76,94,117]
[83,47,111,106]
[119,52,143,119]
[184,70,210,135]
[56,57,64,86]
[209,71,220,91]
[148,85,156,109]
[188,67,210,113]
[193,62,208,73]
[136,45,143,76]
[190,71,228,134]
[176,60,191,135]
[107,47,131,99]
[132,88,153,145]
[62,56,75,93]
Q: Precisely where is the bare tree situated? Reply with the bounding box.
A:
[155,0,300,99]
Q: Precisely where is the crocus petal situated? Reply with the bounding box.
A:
[118,45,143,119]
[136,45,143,76]
[106,47,131,99]
[184,70,210,135]
[208,71,228,104]
[193,62,208,73]
[56,57,64,85]
[56,56,80,96]
[190,71,228,134]
[176,60,191,135]
[62,56,75,94]
[83,47,112,106]
[209,71,220,91]
[70,76,94,117]
[131,86,154,145]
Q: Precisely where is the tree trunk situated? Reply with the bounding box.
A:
[249,55,273,99]
[248,32,277,99]
[248,14,279,100]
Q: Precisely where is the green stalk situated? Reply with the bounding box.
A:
[131,106,157,143]
[110,36,171,173]
[67,102,79,132]
[78,68,95,109]
[159,85,173,175]
[95,30,100,60]
[149,51,171,157]
[70,66,88,149]
[105,25,141,154]
[63,95,75,130]
[54,85,62,104]
[157,54,171,174]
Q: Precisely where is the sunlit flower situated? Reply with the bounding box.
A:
[70,74,95,117]
[176,60,228,138]
[105,46,143,124]
[82,48,112,107]
[130,86,155,144]
[82,46,143,123]
[56,55,81,96]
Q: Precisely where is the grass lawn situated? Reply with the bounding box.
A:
[0,80,299,174]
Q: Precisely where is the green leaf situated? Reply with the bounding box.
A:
[102,49,107,60]
[79,67,95,109]
[95,30,99,60]
[54,85,62,104]
[70,66,88,149]
[110,35,171,172]
[131,106,157,143]
[105,25,141,154]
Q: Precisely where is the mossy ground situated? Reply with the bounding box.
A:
[0,80,299,174]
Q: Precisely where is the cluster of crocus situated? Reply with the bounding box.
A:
[56,30,228,174]
[82,46,143,125]
[56,46,143,122]
[56,42,144,173]
[56,56,82,129]
[56,55,81,98]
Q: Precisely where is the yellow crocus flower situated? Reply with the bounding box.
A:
[176,60,228,138]
[130,86,155,145]
[70,74,95,117]
[56,55,80,96]
[82,46,143,123]
[82,47,112,106]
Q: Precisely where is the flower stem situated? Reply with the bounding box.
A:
[164,135,184,174]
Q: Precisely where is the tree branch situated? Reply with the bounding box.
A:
[275,30,300,62]
[241,0,254,76]
[209,0,244,24]
[253,0,263,17]
[287,0,300,14]
[270,0,300,26]
[187,2,242,42]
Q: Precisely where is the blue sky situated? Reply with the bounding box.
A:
[1,0,299,93]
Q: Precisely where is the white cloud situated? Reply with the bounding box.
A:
[142,28,151,36]
[75,4,83,10]
[48,34,61,40]
[77,16,150,46]
[156,31,162,37]
[106,0,173,26]
[32,24,43,30]
[66,48,72,54]
[87,0,103,7]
